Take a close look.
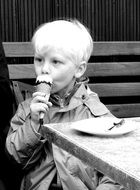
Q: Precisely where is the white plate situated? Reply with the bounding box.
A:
[71,118,139,137]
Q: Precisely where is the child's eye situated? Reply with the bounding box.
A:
[52,59,62,65]
[34,57,42,63]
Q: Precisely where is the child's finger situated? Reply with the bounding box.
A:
[47,101,52,107]
[30,102,49,114]
[33,91,46,98]
[32,95,51,105]
[38,102,50,112]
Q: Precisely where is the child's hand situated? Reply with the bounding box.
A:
[30,91,52,124]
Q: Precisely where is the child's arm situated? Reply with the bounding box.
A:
[6,101,48,170]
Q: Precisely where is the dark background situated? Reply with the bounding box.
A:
[0,0,140,42]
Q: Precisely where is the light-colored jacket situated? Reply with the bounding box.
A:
[6,84,123,190]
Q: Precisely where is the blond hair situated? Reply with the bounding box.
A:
[32,19,93,64]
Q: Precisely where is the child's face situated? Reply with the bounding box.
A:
[34,47,81,96]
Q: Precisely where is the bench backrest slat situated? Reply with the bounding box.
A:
[3,41,140,57]
[8,62,140,79]
[89,83,140,97]
[3,42,33,57]
[107,104,140,118]
[92,41,140,55]
[8,64,35,79]
[8,63,140,97]
[87,62,140,77]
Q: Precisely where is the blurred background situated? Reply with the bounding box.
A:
[0,0,140,42]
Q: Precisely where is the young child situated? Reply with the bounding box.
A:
[6,19,124,190]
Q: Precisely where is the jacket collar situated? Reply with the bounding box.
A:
[49,77,89,108]
[58,83,109,116]
[56,83,87,112]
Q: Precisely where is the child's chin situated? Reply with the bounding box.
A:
[51,88,59,95]
[52,89,64,96]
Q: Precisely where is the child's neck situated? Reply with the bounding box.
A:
[56,78,76,99]
[50,78,80,108]
[50,77,88,107]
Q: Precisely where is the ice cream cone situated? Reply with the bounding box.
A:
[36,74,53,120]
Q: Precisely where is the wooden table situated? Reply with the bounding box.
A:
[43,118,140,190]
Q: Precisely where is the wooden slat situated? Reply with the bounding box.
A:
[92,41,140,56]
[12,81,24,104]
[107,103,140,118]
[89,83,140,97]
[8,62,140,80]
[86,62,140,77]
[3,42,34,57]
[12,81,35,106]
[8,64,35,79]
[14,81,35,94]
[3,41,140,57]
[8,64,140,97]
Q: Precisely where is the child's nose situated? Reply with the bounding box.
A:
[42,63,50,74]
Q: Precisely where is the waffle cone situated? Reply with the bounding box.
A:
[36,83,51,101]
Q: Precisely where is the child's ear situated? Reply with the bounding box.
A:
[75,61,87,78]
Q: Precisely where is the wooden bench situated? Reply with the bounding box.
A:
[3,41,140,118]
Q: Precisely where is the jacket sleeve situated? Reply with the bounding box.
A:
[97,175,125,190]
[6,102,48,170]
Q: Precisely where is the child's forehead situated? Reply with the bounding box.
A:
[35,44,75,60]
[35,31,79,50]
[34,36,78,57]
